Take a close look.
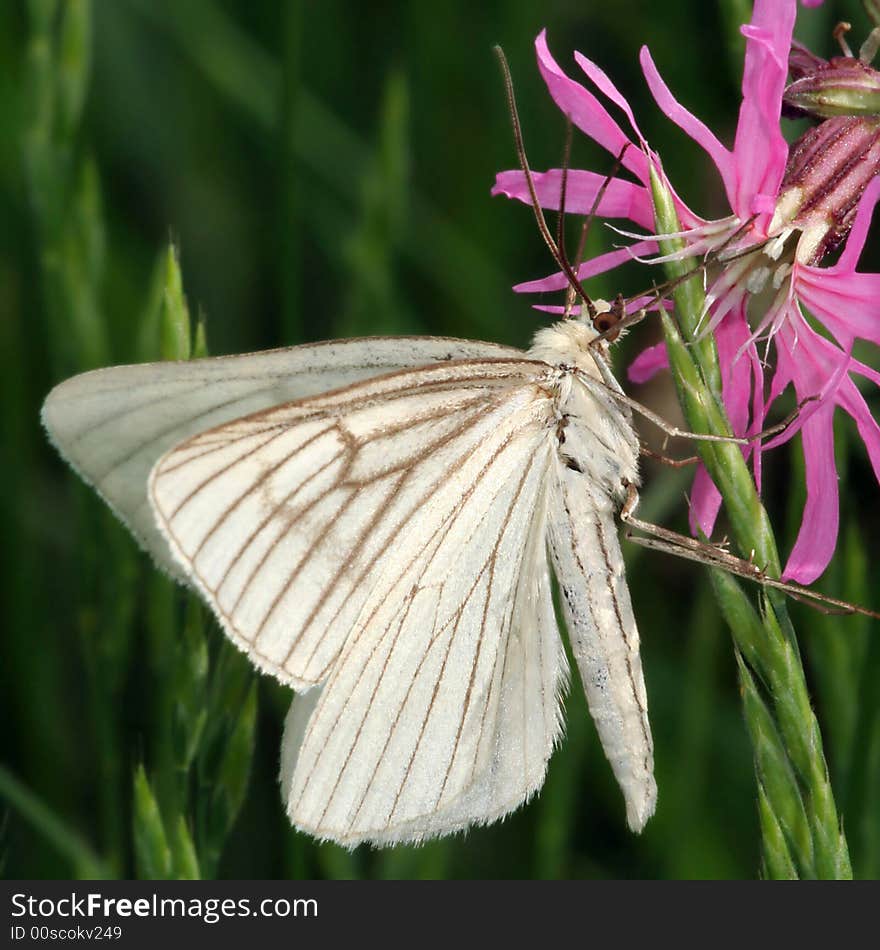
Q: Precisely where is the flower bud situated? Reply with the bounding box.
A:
[783,57,880,118]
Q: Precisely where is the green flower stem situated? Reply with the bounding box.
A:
[657,305,781,578]
[650,169,851,879]
[651,171,780,577]
[711,570,815,874]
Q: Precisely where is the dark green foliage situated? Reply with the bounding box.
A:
[1,0,877,879]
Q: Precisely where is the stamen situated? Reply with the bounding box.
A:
[860,26,880,64]
[834,21,854,58]
[772,262,792,290]
[763,227,793,261]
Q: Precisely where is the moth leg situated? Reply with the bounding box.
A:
[576,368,747,446]
[619,484,880,620]
[639,443,699,468]
[578,366,815,449]
[747,394,819,442]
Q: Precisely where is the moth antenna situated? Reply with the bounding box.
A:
[569,143,632,328]
[556,120,588,320]
[579,143,630,261]
[555,117,573,281]
[493,46,595,312]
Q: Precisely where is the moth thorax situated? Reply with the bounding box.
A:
[527,320,602,376]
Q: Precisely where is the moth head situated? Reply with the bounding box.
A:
[575,293,625,344]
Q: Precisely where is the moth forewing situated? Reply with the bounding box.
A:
[260,374,560,845]
[278,453,567,847]
[147,358,551,689]
[41,336,521,580]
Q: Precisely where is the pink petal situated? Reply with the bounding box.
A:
[763,317,878,583]
[731,0,794,223]
[767,347,794,406]
[575,48,713,233]
[574,51,651,150]
[625,294,669,314]
[708,309,766,495]
[688,464,723,538]
[851,357,880,388]
[762,315,852,448]
[835,374,880,485]
[491,168,655,228]
[796,266,880,348]
[627,342,669,383]
[534,31,649,184]
[638,46,736,212]
[574,46,706,233]
[750,352,766,491]
[782,405,839,583]
[763,341,852,451]
[829,175,880,274]
[513,239,658,293]
[715,311,754,437]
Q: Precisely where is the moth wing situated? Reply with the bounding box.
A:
[279,398,567,846]
[42,336,520,580]
[149,358,549,689]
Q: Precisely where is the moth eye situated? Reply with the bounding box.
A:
[593,314,621,342]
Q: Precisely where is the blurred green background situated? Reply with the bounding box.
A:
[2,0,878,879]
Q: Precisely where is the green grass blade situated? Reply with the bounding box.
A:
[0,766,110,879]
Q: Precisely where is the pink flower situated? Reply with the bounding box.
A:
[492,1,880,583]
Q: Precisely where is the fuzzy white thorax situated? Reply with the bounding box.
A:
[526,305,613,383]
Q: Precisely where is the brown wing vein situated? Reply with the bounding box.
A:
[163,426,296,521]
[426,449,542,815]
[298,430,545,832]
[286,398,507,671]
[210,447,346,598]
[185,392,504,651]
[94,392,290,483]
[290,424,536,816]
[188,425,337,565]
[154,422,288,477]
[67,347,531,445]
[353,467,524,829]
[253,392,519,664]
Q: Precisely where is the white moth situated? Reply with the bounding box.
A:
[42,311,656,846]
